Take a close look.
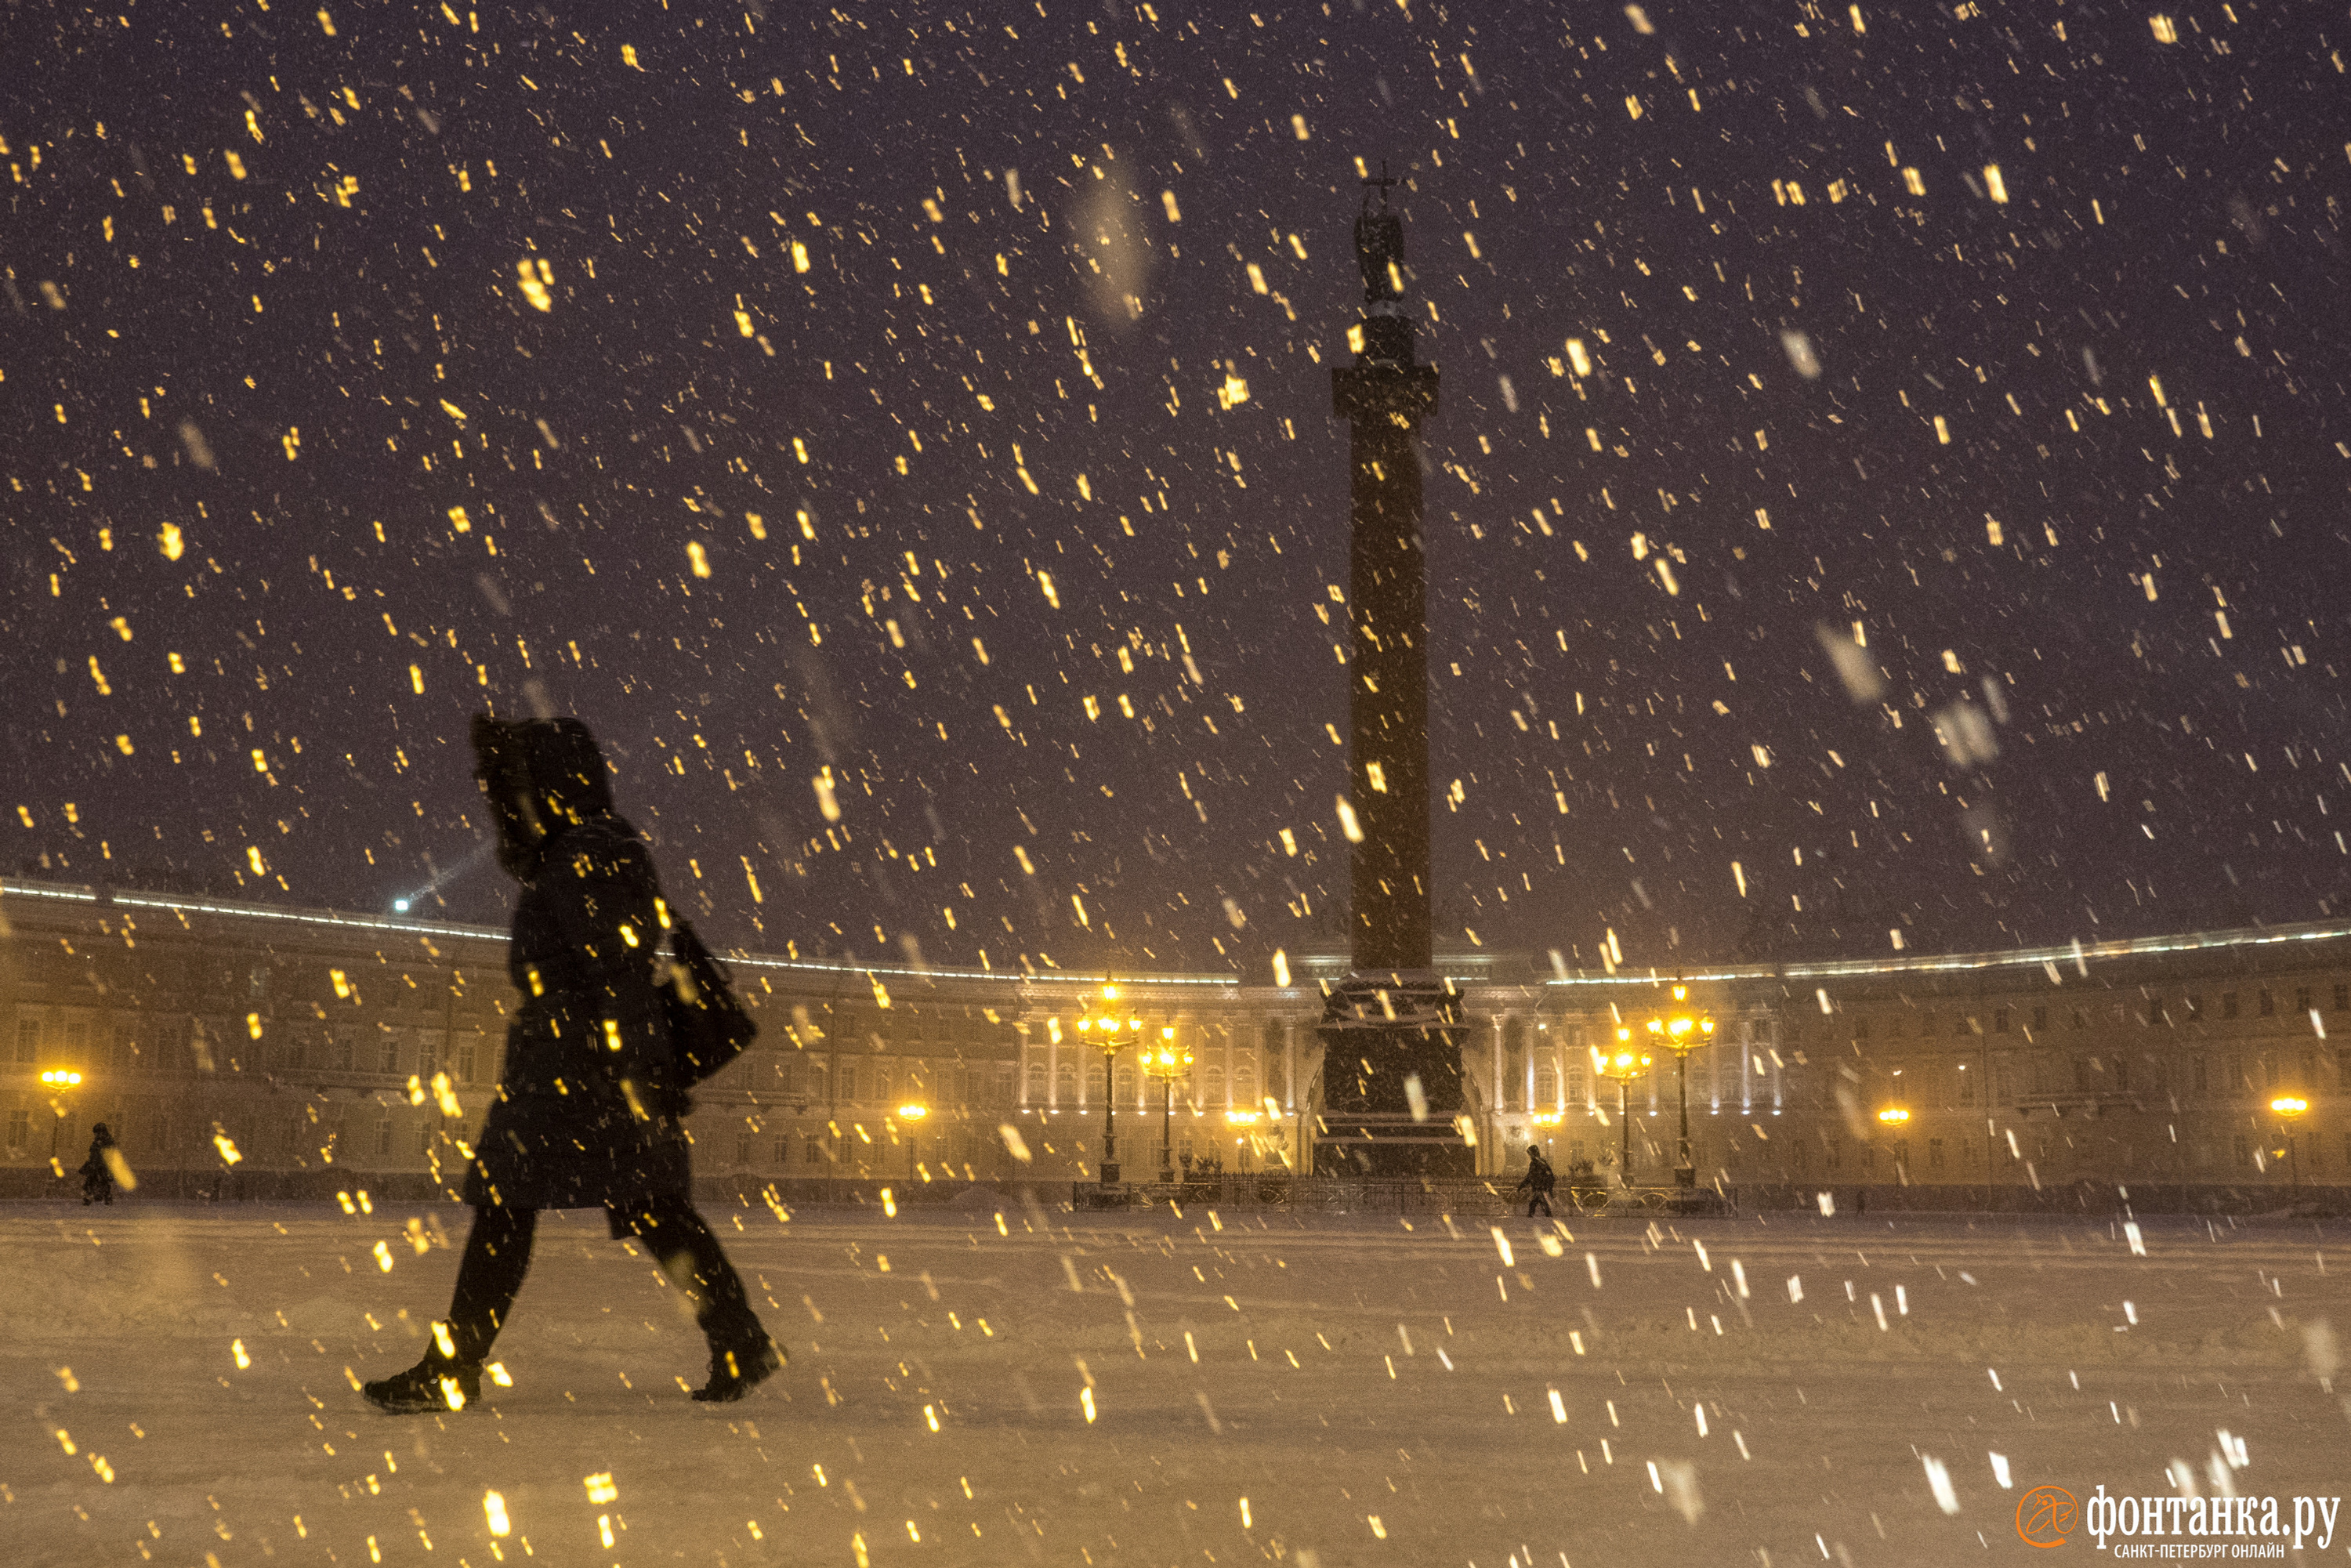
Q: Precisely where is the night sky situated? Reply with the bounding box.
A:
[6,0,2349,978]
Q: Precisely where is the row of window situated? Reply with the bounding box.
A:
[8,1014,497,1080]
[1817,984,2351,1041]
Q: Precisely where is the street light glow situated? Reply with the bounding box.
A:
[897,1103,929,1121]
[40,1069,82,1087]
[1877,1106,1911,1124]
[2271,1095,2309,1117]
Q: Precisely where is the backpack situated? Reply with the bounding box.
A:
[661,922,759,1085]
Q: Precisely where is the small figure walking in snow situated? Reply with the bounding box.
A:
[79,1124,118,1206]
[363,716,778,1415]
[1514,1147,1556,1218]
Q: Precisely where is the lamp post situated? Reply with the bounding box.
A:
[1876,1106,1911,1190]
[2271,1095,2309,1197]
[1596,1037,1652,1188]
[1644,986,1715,1189]
[1144,1027,1192,1184]
[896,1102,928,1181]
[1076,983,1145,1186]
[40,1067,84,1170]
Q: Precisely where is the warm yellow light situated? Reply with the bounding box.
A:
[1877,1106,1911,1124]
[1102,984,1119,1001]
[1075,1016,1091,1033]
[897,1103,929,1121]
[41,1069,83,1087]
[2271,1096,2309,1117]
[1596,1048,1650,1080]
[1530,1111,1563,1126]
[1672,985,1687,1001]
[1226,1110,1260,1125]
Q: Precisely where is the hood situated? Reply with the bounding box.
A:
[471,715,617,875]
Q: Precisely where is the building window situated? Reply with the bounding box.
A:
[2194,1055,2210,1094]
[773,1135,792,1166]
[380,1033,402,1076]
[2294,987,2313,1016]
[458,1037,478,1084]
[806,1132,828,1165]
[1023,1063,1046,1103]
[2186,995,2204,1022]
[2222,992,2240,1021]
[2336,984,2351,1013]
[1235,1063,1259,1106]
[1202,1063,1226,1106]
[1994,1008,2011,1034]
[2030,1006,2048,1032]
[2233,1135,2251,1167]
[14,1018,38,1066]
[5,1109,27,1153]
[1927,1138,1945,1171]
[376,1117,394,1157]
[2259,990,2276,1018]
[735,1131,755,1168]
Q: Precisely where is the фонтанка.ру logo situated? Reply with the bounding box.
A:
[2016,1485,2077,1548]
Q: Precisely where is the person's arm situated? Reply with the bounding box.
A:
[540,834,668,1084]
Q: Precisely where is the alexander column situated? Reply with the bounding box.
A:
[1315,170,1471,1177]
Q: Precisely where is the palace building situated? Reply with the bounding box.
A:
[4,876,2344,1210]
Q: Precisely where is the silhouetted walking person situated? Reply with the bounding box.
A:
[1514,1147,1555,1218]
[79,1124,117,1206]
[364,716,777,1414]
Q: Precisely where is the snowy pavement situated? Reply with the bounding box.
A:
[3,1199,2346,1567]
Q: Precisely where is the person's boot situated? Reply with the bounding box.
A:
[691,1328,782,1403]
[362,1349,481,1414]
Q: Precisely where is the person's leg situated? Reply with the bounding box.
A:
[444,1204,538,1363]
[365,1205,535,1413]
[618,1200,778,1400]
[621,1201,758,1338]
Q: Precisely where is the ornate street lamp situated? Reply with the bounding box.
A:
[2271,1095,2309,1195]
[40,1067,85,1169]
[1596,1037,1652,1188]
[1075,983,1147,1186]
[1143,1028,1192,1183]
[895,1102,928,1181]
[1643,986,1715,1188]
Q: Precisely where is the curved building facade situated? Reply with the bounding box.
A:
[4,877,2345,1210]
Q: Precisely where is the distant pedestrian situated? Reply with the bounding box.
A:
[363,715,777,1415]
[1515,1147,1556,1218]
[79,1124,118,1206]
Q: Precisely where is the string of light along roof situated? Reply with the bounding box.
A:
[10,880,2349,990]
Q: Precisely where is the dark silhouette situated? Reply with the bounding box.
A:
[78,1124,118,1205]
[364,716,777,1414]
[1514,1147,1556,1217]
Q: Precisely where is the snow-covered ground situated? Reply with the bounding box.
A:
[4,1197,2345,1567]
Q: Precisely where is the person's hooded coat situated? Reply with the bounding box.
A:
[462,715,690,1215]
